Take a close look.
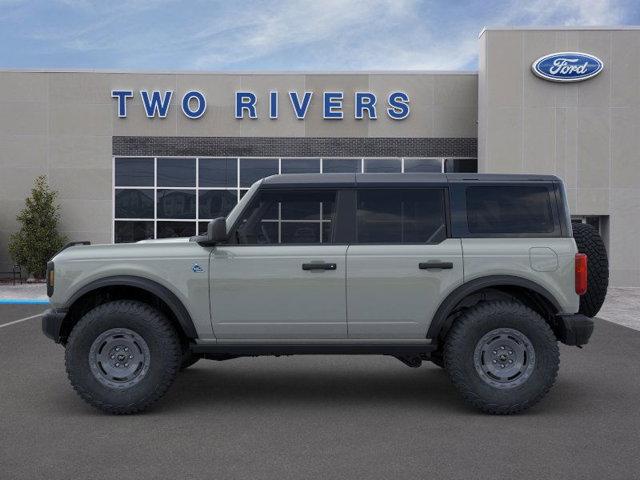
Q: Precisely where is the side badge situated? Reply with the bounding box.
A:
[192,263,204,273]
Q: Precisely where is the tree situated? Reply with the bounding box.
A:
[9,175,67,279]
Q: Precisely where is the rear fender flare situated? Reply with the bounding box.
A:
[426,275,561,340]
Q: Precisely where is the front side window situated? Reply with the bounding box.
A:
[234,190,336,245]
[466,186,555,234]
[356,189,446,244]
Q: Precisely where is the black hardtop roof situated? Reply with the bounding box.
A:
[260,173,561,188]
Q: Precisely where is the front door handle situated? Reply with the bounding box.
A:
[419,261,453,270]
[302,262,337,271]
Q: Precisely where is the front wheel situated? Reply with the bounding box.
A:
[65,300,182,414]
[444,301,559,414]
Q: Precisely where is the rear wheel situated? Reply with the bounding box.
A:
[65,300,181,414]
[444,301,559,414]
[572,222,609,317]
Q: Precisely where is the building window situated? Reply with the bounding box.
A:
[445,158,478,173]
[404,158,442,173]
[113,156,477,243]
[322,158,361,173]
[363,158,401,173]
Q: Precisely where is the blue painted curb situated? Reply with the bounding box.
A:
[0,299,50,305]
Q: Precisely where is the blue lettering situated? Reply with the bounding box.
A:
[355,92,377,120]
[387,91,410,120]
[140,90,173,118]
[269,91,278,119]
[181,90,206,119]
[235,91,257,119]
[289,91,313,119]
[323,92,343,119]
[111,90,133,118]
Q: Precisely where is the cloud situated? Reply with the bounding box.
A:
[187,0,629,70]
[3,0,634,70]
[507,0,624,26]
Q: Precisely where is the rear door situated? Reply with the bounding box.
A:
[346,187,463,338]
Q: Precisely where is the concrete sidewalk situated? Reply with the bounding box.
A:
[0,283,48,303]
[597,287,640,331]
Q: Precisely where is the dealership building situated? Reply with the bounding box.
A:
[0,26,639,285]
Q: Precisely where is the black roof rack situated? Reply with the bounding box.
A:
[260,172,560,189]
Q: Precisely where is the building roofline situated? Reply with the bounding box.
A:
[0,67,479,76]
[479,25,640,38]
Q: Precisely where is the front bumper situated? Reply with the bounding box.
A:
[555,314,594,347]
[41,308,68,343]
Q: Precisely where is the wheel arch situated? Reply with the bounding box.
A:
[427,275,561,341]
[58,275,198,343]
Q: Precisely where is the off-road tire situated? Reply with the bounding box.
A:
[65,300,181,414]
[572,222,609,317]
[444,301,559,415]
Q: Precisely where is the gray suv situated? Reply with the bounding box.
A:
[42,173,608,415]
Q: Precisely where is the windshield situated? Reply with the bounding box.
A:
[225,181,261,232]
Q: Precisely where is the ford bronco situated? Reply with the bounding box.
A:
[42,173,608,414]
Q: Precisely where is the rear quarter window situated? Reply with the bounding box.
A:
[465,185,557,235]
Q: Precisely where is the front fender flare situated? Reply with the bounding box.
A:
[65,275,198,338]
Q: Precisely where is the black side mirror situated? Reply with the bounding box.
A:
[192,217,227,246]
[208,217,228,244]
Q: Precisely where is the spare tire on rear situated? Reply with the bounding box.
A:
[572,222,609,317]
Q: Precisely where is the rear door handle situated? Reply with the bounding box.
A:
[419,261,453,270]
[302,262,337,271]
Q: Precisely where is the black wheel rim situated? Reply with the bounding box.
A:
[473,328,535,389]
[89,328,151,389]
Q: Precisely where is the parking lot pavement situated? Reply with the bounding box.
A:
[1,305,639,480]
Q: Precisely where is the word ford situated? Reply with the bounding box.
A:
[548,58,589,75]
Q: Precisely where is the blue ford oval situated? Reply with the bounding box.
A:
[532,52,603,82]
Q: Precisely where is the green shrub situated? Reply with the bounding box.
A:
[8,176,67,279]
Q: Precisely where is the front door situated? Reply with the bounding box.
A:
[346,187,463,338]
[210,188,347,339]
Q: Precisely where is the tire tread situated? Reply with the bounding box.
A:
[572,222,609,317]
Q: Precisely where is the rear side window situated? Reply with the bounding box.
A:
[466,186,555,234]
[356,189,446,243]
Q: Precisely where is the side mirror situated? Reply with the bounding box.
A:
[192,217,227,246]
[208,217,228,244]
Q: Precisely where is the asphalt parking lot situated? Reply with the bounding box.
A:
[1,304,639,480]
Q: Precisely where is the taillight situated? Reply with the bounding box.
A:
[575,253,587,295]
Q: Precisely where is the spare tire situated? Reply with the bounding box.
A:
[572,222,609,317]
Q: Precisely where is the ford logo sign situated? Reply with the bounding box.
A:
[532,52,603,82]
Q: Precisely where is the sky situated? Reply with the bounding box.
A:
[0,0,638,71]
